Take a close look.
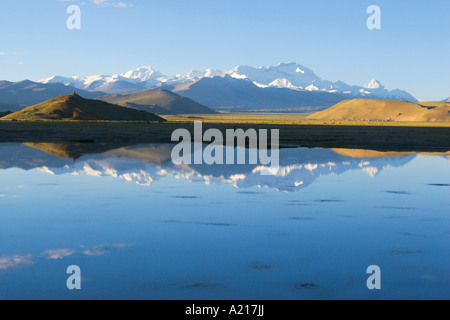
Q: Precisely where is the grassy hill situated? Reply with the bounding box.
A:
[1,92,166,122]
[307,99,450,122]
[98,89,217,115]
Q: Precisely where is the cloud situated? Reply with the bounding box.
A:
[0,243,129,270]
[0,52,6,56]
[112,2,133,8]
[0,255,33,270]
[42,249,75,260]
[58,0,133,8]
[83,243,128,256]
[93,0,134,8]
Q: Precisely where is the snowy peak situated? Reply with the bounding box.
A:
[178,68,224,81]
[268,78,296,89]
[364,79,384,89]
[38,67,168,94]
[226,62,321,87]
[185,70,205,79]
[120,66,162,81]
[157,68,225,85]
[204,68,224,78]
[40,75,73,84]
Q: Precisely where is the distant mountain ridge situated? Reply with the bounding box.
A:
[40,67,225,94]
[0,80,106,111]
[38,62,418,102]
[166,74,349,111]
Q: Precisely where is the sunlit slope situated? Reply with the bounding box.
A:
[307,99,450,122]
[331,148,450,158]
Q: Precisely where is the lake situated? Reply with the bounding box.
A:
[0,142,448,299]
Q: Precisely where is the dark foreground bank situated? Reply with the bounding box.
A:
[0,121,449,152]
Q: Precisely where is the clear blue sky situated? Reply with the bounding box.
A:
[0,0,448,100]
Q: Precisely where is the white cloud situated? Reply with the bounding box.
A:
[112,2,133,8]
[93,0,134,8]
[0,255,33,270]
[83,243,128,256]
[0,243,129,270]
[42,249,75,260]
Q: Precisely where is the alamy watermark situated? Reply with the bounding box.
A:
[66,5,380,31]
[366,265,381,290]
[171,122,279,175]
[367,5,381,30]
[66,265,81,290]
[64,263,382,291]
[66,5,81,30]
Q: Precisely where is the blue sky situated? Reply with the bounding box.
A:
[0,0,448,100]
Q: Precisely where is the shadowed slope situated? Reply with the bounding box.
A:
[23,142,143,161]
[98,89,217,115]
[2,92,166,122]
[0,111,12,118]
[307,99,450,122]
[24,142,177,163]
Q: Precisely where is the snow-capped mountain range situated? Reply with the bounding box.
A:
[39,62,417,102]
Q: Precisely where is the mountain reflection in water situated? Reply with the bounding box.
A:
[1,142,447,192]
[0,142,449,300]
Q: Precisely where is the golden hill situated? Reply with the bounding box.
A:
[1,92,166,122]
[307,99,450,122]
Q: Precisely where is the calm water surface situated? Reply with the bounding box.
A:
[0,143,448,299]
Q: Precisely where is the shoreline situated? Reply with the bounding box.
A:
[0,121,449,152]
